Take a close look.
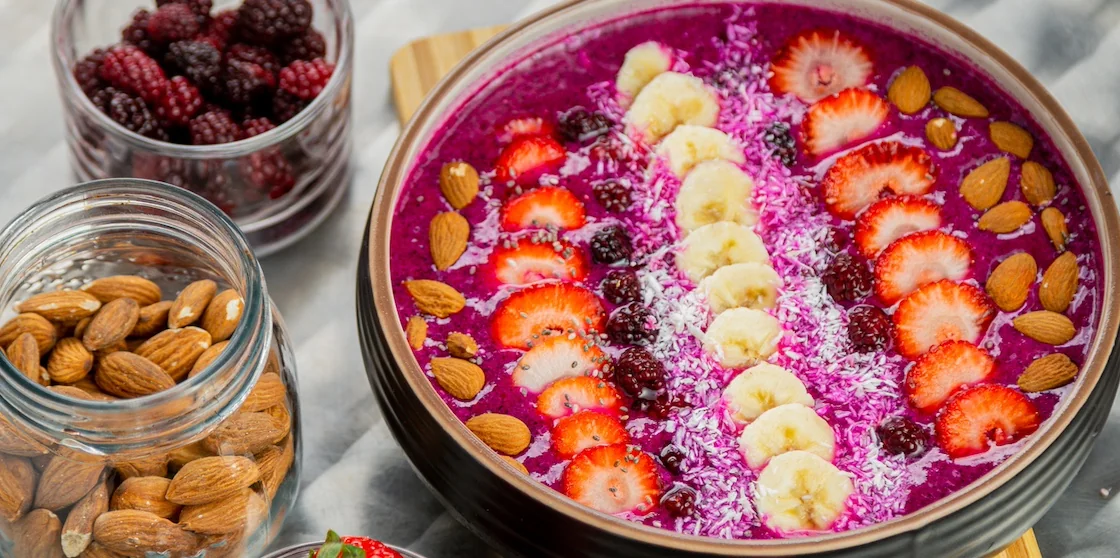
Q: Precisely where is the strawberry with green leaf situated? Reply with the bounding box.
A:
[311,530,403,558]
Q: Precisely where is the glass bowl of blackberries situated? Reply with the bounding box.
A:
[51,0,354,256]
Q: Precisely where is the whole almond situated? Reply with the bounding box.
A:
[92,510,197,555]
[73,317,92,339]
[0,456,35,521]
[34,456,104,511]
[933,86,989,118]
[925,117,958,150]
[887,66,931,114]
[7,332,46,386]
[130,301,172,338]
[169,280,218,329]
[500,455,529,475]
[405,316,427,351]
[1018,353,1079,392]
[978,201,1032,233]
[69,377,113,401]
[61,478,109,558]
[47,338,94,385]
[110,476,180,520]
[83,298,140,352]
[255,439,295,501]
[431,357,485,400]
[990,121,1034,158]
[179,488,267,535]
[0,313,57,355]
[264,404,293,439]
[1020,161,1057,207]
[80,542,125,558]
[113,455,169,480]
[430,211,470,271]
[95,352,176,399]
[200,289,243,342]
[403,280,466,318]
[1040,252,1079,313]
[202,412,285,456]
[82,276,162,307]
[0,416,49,457]
[465,413,531,456]
[440,161,480,209]
[167,441,212,471]
[12,508,63,558]
[242,373,287,413]
[166,456,260,506]
[17,290,102,324]
[134,327,212,381]
[446,332,479,359]
[960,157,1011,210]
[188,340,228,378]
[49,385,115,402]
[1013,311,1077,345]
[1041,207,1069,251]
[985,252,1037,312]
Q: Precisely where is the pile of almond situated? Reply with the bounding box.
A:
[0,275,295,557]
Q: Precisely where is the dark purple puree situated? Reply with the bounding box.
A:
[388,2,1102,539]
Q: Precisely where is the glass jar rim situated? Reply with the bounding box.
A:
[48,0,355,159]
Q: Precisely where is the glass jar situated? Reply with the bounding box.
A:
[50,0,355,257]
[0,179,301,557]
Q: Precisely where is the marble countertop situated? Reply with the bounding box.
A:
[1,0,1119,556]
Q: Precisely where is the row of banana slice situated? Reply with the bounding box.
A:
[616,43,854,533]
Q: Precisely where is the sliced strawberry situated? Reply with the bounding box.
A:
[552,410,630,458]
[854,196,943,258]
[874,231,972,304]
[512,335,608,393]
[492,283,606,349]
[498,116,556,143]
[495,136,567,183]
[492,239,588,285]
[562,444,660,515]
[500,186,587,232]
[769,29,874,103]
[905,340,996,414]
[802,88,890,158]
[537,376,624,419]
[935,384,1041,459]
[893,280,995,359]
[822,141,937,219]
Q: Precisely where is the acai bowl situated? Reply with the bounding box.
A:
[358,0,1120,556]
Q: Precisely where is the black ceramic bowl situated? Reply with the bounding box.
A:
[358,0,1120,556]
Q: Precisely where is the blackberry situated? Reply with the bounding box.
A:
[73,49,107,96]
[607,303,657,346]
[132,155,190,189]
[155,76,203,126]
[613,347,665,399]
[107,90,167,140]
[659,444,686,475]
[99,45,169,104]
[278,58,334,100]
[271,90,308,123]
[557,107,612,143]
[242,117,277,138]
[601,270,642,305]
[279,29,326,64]
[188,110,243,145]
[847,305,893,353]
[877,416,929,457]
[220,59,276,105]
[121,9,158,55]
[244,151,295,199]
[147,3,201,45]
[237,0,313,45]
[590,225,633,264]
[89,87,122,114]
[227,43,281,76]
[592,179,632,213]
[156,0,213,27]
[198,9,239,51]
[822,253,873,302]
[764,122,797,167]
[165,41,222,93]
[661,486,697,518]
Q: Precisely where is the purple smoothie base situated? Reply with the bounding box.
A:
[386,2,1102,540]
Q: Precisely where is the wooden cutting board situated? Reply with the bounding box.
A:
[388,26,1043,558]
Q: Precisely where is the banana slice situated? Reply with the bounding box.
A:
[657,126,745,178]
[677,222,770,284]
[676,161,757,234]
[722,363,813,424]
[624,72,721,144]
[738,404,835,469]
[704,307,782,369]
[616,41,673,107]
[699,262,780,314]
[754,451,854,533]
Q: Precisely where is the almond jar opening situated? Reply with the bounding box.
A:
[0,179,301,557]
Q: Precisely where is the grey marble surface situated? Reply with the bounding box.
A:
[1,0,1119,556]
